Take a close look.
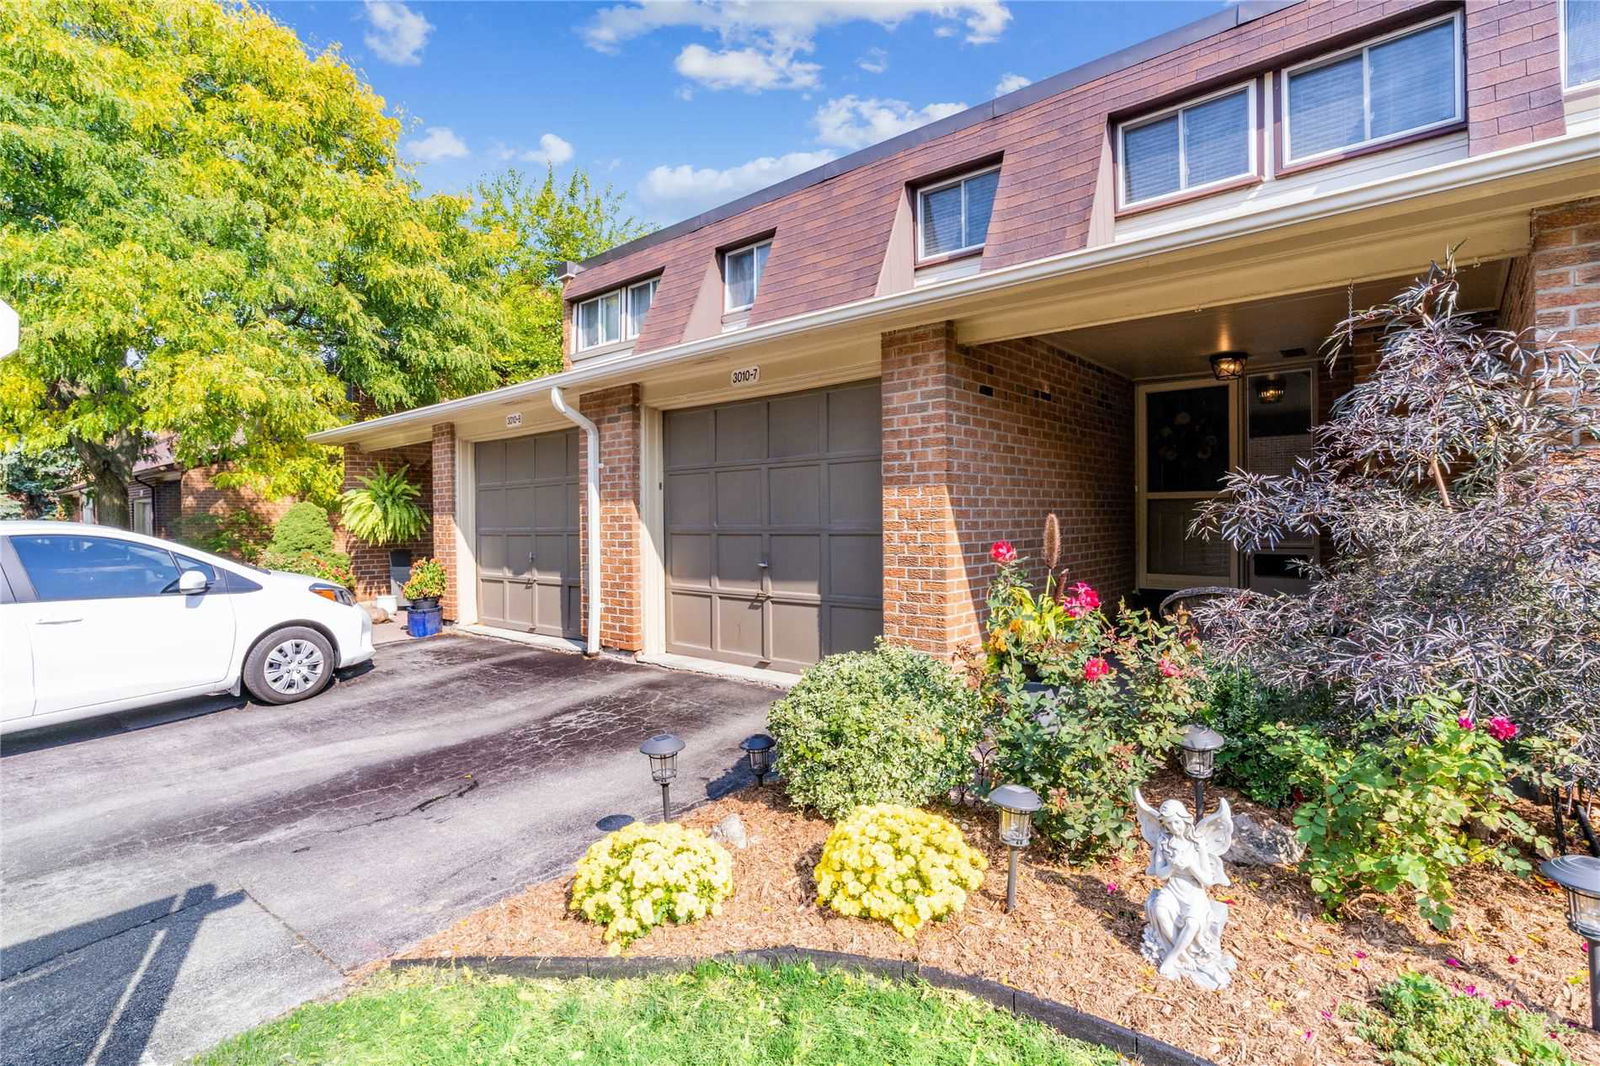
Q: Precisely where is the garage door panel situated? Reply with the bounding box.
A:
[828,460,880,527]
[716,598,764,658]
[769,535,821,595]
[714,535,763,591]
[666,408,714,467]
[478,534,506,575]
[533,434,569,480]
[769,393,823,457]
[668,534,711,586]
[768,465,820,527]
[532,534,567,579]
[506,535,533,579]
[714,469,762,526]
[771,602,822,666]
[715,403,766,463]
[477,488,507,531]
[669,591,713,650]
[829,605,882,654]
[477,441,506,486]
[535,583,565,631]
[829,534,882,596]
[666,472,712,527]
[532,484,568,528]
[565,533,581,579]
[505,436,537,476]
[828,384,881,454]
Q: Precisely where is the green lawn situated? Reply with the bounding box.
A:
[197,962,1122,1066]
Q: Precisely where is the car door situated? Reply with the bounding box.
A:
[6,532,238,715]
[0,553,35,722]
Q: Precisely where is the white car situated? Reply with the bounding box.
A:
[0,521,374,733]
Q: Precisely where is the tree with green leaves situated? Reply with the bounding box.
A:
[0,0,565,524]
[0,443,80,519]
[474,168,651,381]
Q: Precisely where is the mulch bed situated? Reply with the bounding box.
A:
[403,773,1599,1066]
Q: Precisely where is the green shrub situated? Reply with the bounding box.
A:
[569,822,733,949]
[175,509,273,564]
[260,549,355,592]
[1348,972,1573,1066]
[268,502,337,556]
[1289,692,1540,931]
[768,640,983,819]
[814,805,986,939]
[340,464,428,545]
[1203,666,1333,808]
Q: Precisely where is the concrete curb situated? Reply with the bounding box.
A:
[391,947,1216,1066]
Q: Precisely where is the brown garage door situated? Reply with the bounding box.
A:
[665,381,882,673]
[475,431,580,638]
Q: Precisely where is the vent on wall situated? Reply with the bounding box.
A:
[978,384,995,397]
[1279,347,1308,359]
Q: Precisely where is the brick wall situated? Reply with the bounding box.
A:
[1465,0,1565,154]
[431,423,458,618]
[881,323,1134,658]
[178,466,294,531]
[1528,197,1600,349]
[578,384,643,651]
[341,441,433,603]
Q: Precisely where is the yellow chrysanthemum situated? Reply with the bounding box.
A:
[813,805,986,939]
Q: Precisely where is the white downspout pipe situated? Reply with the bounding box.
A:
[551,387,602,657]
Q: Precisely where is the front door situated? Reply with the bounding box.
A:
[1136,380,1238,589]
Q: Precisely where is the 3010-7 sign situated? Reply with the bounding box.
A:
[730,366,760,387]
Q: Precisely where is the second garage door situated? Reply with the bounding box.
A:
[665,381,882,673]
[475,430,580,638]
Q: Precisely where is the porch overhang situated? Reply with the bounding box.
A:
[310,130,1600,452]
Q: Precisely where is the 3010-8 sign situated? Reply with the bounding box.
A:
[730,365,760,387]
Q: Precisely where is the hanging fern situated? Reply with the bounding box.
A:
[340,463,429,545]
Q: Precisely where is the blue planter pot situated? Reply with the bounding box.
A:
[408,606,443,638]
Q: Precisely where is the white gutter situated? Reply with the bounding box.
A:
[549,387,603,657]
[309,130,1599,447]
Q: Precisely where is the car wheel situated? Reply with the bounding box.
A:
[244,627,336,705]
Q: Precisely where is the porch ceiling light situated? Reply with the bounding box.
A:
[1209,350,1249,380]
[1541,854,1600,1026]
[1255,374,1285,404]
[740,733,776,785]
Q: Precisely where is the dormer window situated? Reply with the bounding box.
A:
[723,239,770,313]
[575,278,657,352]
[917,165,999,260]
[1117,83,1256,209]
[1282,13,1462,166]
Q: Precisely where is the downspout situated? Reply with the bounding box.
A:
[551,387,602,657]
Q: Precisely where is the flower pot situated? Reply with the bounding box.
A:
[408,595,441,612]
[407,606,443,638]
[375,594,398,616]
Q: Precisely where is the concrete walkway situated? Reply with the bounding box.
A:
[0,636,780,1066]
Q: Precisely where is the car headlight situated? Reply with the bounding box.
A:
[310,584,355,607]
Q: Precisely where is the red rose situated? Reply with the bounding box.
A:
[1083,657,1111,681]
[1062,581,1100,618]
[1159,657,1181,678]
[1486,716,1518,741]
[990,540,1017,564]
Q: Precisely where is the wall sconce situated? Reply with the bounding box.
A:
[1209,351,1249,380]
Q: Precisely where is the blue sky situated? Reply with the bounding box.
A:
[263,1,1219,228]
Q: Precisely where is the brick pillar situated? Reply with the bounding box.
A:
[880,322,980,658]
[578,384,643,651]
[431,422,458,620]
[1528,197,1600,349]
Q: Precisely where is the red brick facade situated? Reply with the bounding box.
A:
[1464,0,1566,153]
[1527,197,1600,349]
[578,384,644,651]
[341,441,434,603]
[430,422,459,619]
[881,324,1134,658]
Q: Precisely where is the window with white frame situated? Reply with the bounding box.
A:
[1283,14,1463,165]
[723,239,770,312]
[917,165,1000,259]
[1565,0,1600,89]
[575,277,658,351]
[1118,83,1255,208]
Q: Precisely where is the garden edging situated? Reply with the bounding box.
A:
[391,946,1217,1066]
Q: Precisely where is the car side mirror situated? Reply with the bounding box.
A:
[178,569,209,595]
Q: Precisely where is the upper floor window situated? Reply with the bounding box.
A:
[1118,83,1255,209]
[723,239,770,312]
[1283,14,1462,166]
[1565,0,1600,89]
[576,277,657,352]
[917,165,1000,260]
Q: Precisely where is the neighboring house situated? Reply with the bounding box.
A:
[312,0,1600,676]
[58,437,292,540]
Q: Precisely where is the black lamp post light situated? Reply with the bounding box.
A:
[740,733,776,785]
[640,733,685,822]
[1179,724,1225,816]
[1540,854,1600,1028]
[989,783,1042,914]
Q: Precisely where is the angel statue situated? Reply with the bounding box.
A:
[1132,788,1237,990]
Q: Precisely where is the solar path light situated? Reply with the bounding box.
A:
[740,733,776,785]
[989,783,1042,914]
[640,733,685,821]
[1179,724,1225,816]
[1540,854,1600,1028]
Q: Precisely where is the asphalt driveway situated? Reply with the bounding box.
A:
[0,635,780,1066]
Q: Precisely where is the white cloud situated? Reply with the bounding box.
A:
[583,2,1008,91]
[994,72,1030,95]
[674,43,820,91]
[363,0,433,66]
[404,126,468,163]
[858,47,889,74]
[640,150,838,214]
[526,133,575,166]
[812,95,966,150]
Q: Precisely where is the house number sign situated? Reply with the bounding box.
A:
[505,411,523,428]
[730,366,760,387]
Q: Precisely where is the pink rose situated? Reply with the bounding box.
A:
[1083,657,1111,682]
[1457,716,1475,730]
[1486,716,1518,742]
[1159,657,1181,678]
[990,540,1017,564]
[1062,581,1100,618]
